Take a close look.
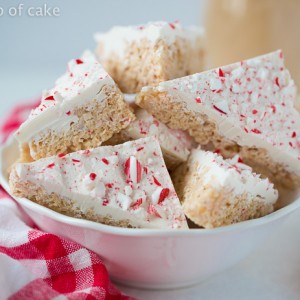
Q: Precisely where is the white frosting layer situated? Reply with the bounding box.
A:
[15,137,188,229]
[190,149,278,203]
[15,51,115,144]
[94,21,204,59]
[142,50,300,176]
[124,108,194,163]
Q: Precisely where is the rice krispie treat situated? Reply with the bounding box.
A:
[15,51,135,162]
[137,50,300,189]
[94,21,205,93]
[172,149,278,228]
[105,108,194,170]
[10,137,188,229]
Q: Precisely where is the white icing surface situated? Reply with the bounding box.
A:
[190,149,278,203]
[14,51,115,143]
[94,21,204,59]
[124,108,193,163]
[14,137,188,229]
[142,50,300,176]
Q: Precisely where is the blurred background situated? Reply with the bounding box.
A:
[1,0,299,118]
[0,0,204,118]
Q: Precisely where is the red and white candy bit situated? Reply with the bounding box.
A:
[89,173,97,181]
[101,158,109,165]
[75,59,84,64]
[152,187,170,205]
[83,149,91,155]
[147,204,162,218]
[152,176,161,186]
[44,95,54,101]
[124,156,143,184]
[158,188,170,204]
[130,198,143,210]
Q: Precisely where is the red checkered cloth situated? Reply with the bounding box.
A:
[0,101,136,300]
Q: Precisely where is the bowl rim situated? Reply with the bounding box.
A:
[2,134,300,237]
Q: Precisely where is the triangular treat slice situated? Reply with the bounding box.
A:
[172,149,278,228]
[10,137,188,229]
[15,51,135,162]
[137,50,300,189]
[94,21,205,93]
[105,108,195,170]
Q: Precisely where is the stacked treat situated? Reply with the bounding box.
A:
[9,21,300,229]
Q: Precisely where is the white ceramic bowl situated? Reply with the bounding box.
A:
[1,136,300,289]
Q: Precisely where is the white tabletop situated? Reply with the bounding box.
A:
[1,68,300,300]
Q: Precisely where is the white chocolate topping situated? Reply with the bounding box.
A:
[142,51,300,175]
[15,51,116,144]
[14,137,188,229]
[94,21,204,59]
[190,148,278,203]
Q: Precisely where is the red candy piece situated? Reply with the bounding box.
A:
[130,198,143,210]
[89,173,97,181]
[45,96,54,101]
[238,157,244,163]
[251,129,262,134]
[158,188,170,205]
[169,23,175,29]
[219,68,225,77]
[102,158,109,165]
[213,105,227,115]
[147,204,161,218]
[152,176,161,186]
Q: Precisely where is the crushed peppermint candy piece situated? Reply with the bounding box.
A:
[130,198,143,210]
[214,100,229,114]
[213,105,227,115]
[44,96,54,101]
[147,204,162,218]
[124,156,143,184]
[117,193,132,210]
[89,173,97,181]
[210,78,222,91]
[102,158,109,165]
[152,176,161,186]
[152,187,170,205]
[219,68,225,77]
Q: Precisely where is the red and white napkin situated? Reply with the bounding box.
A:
[0,100,135,300]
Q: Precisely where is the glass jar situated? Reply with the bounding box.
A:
[205,0,300,87]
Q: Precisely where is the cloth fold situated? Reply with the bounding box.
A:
[0,101,135,300]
